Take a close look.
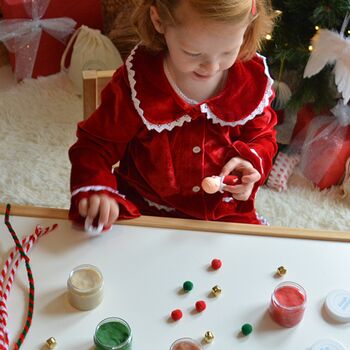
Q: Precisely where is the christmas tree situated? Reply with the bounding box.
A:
[263,0,350,112]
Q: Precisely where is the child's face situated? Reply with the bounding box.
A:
[151,2,249,83]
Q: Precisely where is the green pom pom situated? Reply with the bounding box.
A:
[183,281,193,291]
[241,323,253,335]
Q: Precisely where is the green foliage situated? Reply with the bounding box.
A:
[287,68,338,113]
[262,0,350,112]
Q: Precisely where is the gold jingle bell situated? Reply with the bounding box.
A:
[46,337,57,349]
[277,266,287,276]
[212,285,222,296]
[204,331,214,343]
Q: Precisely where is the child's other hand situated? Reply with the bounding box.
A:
[220,157,261,201]
[78,194,120,228]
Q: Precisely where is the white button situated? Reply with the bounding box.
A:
[192,146,201,154]
[192,186,201,193]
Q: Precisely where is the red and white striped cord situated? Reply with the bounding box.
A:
[0,236,30,348]
[0,234,38,349]
[0,224,57,349]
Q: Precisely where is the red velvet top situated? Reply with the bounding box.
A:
[69,45,277,225]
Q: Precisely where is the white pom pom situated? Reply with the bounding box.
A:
[84,217,103,236]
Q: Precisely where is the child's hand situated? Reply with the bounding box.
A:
[78,194,120,228]
[220,157,261,201]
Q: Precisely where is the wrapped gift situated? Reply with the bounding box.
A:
[266,151,300,192]
[291,104,319,148]
[291,104,330,149]
[299,101,350,190]
[0,0,103,80]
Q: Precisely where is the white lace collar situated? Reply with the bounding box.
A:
[125,45,274,133]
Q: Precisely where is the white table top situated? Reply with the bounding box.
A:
[1,213,350,350]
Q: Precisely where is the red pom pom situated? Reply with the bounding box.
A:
[211,258,222,270]
[195,300,206,312]
[171,309,183,321]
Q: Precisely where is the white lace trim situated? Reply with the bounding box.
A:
[143,197,175,212]
[256,212,269,226]
[126,45,192,132]
[71,185,126,200]
[200,54,274,128]
[126,47,274,132]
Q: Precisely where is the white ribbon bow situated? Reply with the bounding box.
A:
[0,0,76,80]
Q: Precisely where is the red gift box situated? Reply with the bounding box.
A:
[2,0,103,78]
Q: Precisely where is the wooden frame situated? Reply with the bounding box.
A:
[82,70,114,119]
[1,204,349,242]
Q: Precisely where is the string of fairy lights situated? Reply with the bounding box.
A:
[264,9,350,51]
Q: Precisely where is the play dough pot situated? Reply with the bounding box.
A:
[67,264,104,311]
[94,317,132,350]
[170,337,203,350]
[269,281,307,327]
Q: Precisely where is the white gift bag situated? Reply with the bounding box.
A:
[61,25,123,94]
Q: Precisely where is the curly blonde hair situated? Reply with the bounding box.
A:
[109,0,276,61]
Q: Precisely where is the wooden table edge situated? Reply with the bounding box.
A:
[0,203,349,242]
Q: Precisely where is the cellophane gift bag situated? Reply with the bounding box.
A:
[294,101,350,190]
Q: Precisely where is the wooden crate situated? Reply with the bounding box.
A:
[82,70,114,119]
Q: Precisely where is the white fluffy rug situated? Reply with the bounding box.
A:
[0,67,349,231]
[0,67,81,211]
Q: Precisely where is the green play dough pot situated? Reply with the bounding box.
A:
[94,317,132,350]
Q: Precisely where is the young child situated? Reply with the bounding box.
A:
[69,0,278,231]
